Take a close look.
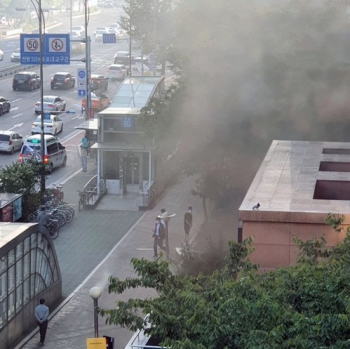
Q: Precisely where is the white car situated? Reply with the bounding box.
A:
[0,131,23,154]
[94,29,110,42]
[31,114,64,135]
[34,95,66,114]
[10,48,20,62]
[107,64,127,80]
[109,23,120,30]
[0,49,4,61]
[94,26,110,36]
[72,25,85,34]
[71,30,83,40]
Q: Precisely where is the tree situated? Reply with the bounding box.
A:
[99,225,350,348]
[0,160,41,219]
[120,0,175,71]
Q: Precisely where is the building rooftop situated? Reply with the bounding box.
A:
[109,76,163,109]
[0,223,36,250]
[239,140,350,224]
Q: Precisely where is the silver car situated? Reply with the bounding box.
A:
[34,95,66,114]
[0,49,4,61]
[0,131,23,154]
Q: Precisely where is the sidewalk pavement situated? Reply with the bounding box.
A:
[17,170,204,349]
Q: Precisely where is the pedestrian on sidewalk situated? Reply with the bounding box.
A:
[184,206,193,244]
[80,146,88,172]
[35,298,49,346]
[160,208,167,230]
[153,216,166,257]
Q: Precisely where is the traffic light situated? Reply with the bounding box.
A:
[103,336,114,349]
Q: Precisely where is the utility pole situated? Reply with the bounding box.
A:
[39,0,45,196]
[84,0,91,119]
[129,1,132,76]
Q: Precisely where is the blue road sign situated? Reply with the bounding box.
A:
[122,117,133,129]
[103,33,116,44]
[78,70,85,79]
[78,90,86,97]
[20,34,70,65]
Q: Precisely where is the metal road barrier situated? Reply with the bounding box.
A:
[0,64,37,78]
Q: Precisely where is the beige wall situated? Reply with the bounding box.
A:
[242,221,348,272]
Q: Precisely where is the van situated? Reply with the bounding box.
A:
[19,135,67,173]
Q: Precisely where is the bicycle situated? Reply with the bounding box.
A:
[52,183,64,202]
[46,217,60,239]
[77,190,86,212]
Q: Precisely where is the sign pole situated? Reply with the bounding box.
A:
[39,0,46,197]
[84,0,91,120]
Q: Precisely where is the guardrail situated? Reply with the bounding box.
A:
[0,64,37,78]
[83,175,106,208]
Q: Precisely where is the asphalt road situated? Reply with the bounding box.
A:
[0,7,140,185]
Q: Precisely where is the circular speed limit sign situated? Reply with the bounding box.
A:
[23,38,40,53]
[26,39,39,51]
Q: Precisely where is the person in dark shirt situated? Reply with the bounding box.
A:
[153,217,166,257]
[184,206,193,243]
[37,206,50,234]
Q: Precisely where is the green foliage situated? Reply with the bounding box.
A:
[100,224,350,348]
[0,160,41,219]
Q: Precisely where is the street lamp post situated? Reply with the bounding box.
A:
[158,212,176,259]
[38,0,45,196]
[89,286,102,338]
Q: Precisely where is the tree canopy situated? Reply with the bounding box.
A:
[100,224,350,348]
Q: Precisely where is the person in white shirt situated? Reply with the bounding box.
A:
[35,298,49,346]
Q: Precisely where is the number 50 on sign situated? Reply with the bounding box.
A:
[23,38,40,53]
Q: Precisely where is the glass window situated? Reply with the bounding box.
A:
[16,242,23,260]
[8,292,15,319]
[31,232,38,249]
[23,278,30,305]
[0,256,6,274]
[8,266,15,293]
[8,250,14,267]
[0,299,6,329]
[16,286,22,313]
[0,273,6,301]
[24,237,30,253]
[23,253,30,279]
[47,143,58,155]
[31,248,37,275]
[16,259,22,286]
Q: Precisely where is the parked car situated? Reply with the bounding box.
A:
[104,1,114,8]
[113,51,133,65]
[31,114,64,135]
[10,48,20,62]
[51,72,75,90]
[107,64,127,80]
[0,131,23,154]
[34,95,66,114]
[12,72,40,91]
[19,134,67,173]
[0,96,11,115]
[0,49,4,61]
[90,74,108,92]
[81,93,110,111]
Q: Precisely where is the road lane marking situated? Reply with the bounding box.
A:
[10,107,19,111]
[11,98,22,103]
[8,122,23,131]
[12,113,23,118]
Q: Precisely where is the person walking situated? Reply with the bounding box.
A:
[153,217,166,257]
[80,145,88,172]
[184,206,193,244]
[35,298,49,346]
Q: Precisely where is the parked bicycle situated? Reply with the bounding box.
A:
[77,190,86,212]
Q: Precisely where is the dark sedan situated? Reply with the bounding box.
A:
[0,96,10,116]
